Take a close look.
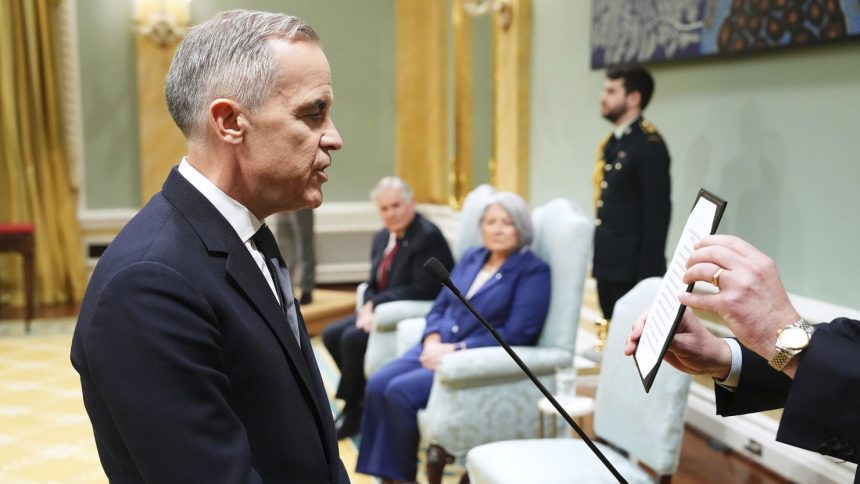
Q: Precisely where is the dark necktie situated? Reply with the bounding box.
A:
[377,239,400,290]
[252,225,301,347]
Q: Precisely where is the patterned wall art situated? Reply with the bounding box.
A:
[590,0,860,68]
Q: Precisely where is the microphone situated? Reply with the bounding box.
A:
[423,257,628,484]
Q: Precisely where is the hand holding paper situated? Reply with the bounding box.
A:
[679,235,801,363]
[625,309,732,380]
[633,189,726,391]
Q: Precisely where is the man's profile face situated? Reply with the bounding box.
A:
[375,188,416,236]
[240,40,343,215]
[600,78,630,123]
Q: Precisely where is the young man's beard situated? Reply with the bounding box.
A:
[602,104,627,124]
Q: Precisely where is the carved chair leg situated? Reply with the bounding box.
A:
[426,444,455,484]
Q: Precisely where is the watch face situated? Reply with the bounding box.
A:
[780,326,810,350]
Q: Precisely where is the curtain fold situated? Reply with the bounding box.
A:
[0,0,86,308]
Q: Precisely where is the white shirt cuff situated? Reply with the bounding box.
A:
[714,338,742,389]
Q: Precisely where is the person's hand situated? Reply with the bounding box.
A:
[355,302,374,333]
[419,337,456,370]
[679,235,800,361]
[625,309,732,379]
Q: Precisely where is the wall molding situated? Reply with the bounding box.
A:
[78,202,462,283]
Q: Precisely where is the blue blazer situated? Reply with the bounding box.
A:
[71,168,347,483]
[422,246,551,348]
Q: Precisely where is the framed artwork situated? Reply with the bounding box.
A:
[591,0,860,69]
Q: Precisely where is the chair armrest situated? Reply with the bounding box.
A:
[435,347,572,390]
[396,317,427,356]
[372,300,434,332]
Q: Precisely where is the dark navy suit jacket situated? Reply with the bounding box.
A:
[715,318,860,473]
[71,168,347,483]
[362,213,454,307]
[421,247,551,348]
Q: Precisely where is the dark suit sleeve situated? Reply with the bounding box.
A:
[367,228,454,307]
[777,318,860,463]
[634,138,671,278]
[715,319,860,465]
[715,343,791,416]
[82,262,263,483]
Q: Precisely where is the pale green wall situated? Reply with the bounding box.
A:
[530,1,860,309]
[77,1,860,308]
[472,15,493,187]
[77,0,395,208]
[77,0,141,209]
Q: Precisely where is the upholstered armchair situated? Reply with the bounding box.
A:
[363,185,498,377]
[466,278,693,484]
[410,198,594,483]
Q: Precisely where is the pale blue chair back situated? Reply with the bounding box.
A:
[453,184,496,262]
[531,198,593,354]
[594,277,692,476]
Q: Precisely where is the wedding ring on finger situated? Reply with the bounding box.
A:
[712,267,725,289]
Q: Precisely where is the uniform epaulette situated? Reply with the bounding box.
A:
[640,119,658,134]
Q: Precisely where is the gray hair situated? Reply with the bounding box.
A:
[164,10,320,138]
[370,176,414,203]
[480,192,533,249]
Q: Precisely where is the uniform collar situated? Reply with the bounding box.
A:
[612,116,640,140]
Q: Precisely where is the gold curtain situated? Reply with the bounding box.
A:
[0,0,86,307]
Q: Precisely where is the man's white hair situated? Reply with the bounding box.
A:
[370,177,414,204]
[164,9,319,139]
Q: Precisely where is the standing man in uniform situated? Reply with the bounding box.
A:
[592,65,671,321]
[72,10,347,482]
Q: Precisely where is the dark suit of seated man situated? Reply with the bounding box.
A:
[71,10,348,483]
[322,176,454,439]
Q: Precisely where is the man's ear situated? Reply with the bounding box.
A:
[209,98,245,145]
[626,90,642,111]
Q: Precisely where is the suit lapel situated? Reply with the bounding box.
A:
[467,249,526,300]
[224,253,320,403]
[161,168,327,432]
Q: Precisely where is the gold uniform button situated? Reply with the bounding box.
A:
[595,218,602,226]
[615,162,622,170]
[596,200,603,208]
[600,181,608,189]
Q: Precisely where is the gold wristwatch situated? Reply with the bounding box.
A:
[767,319,815,371]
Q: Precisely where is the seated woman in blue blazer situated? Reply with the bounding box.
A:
[356,192,551,484]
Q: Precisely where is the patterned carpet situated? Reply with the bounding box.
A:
[0,326,105,483]
[0,318,462,483]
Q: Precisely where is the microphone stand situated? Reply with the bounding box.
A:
[431,267,627,484]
